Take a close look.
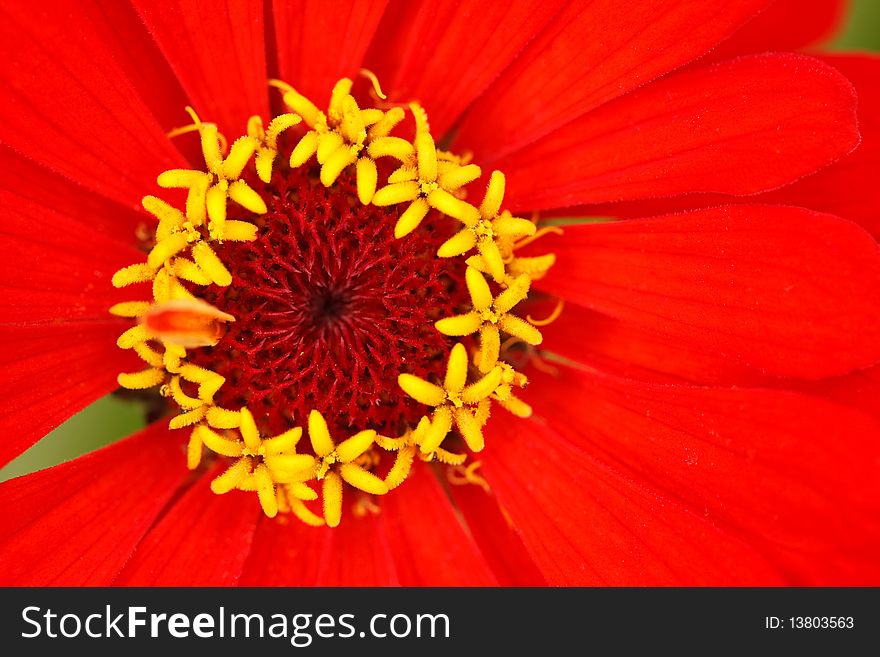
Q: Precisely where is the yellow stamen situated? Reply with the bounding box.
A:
[359,68,387,100]
[527,298,565,326]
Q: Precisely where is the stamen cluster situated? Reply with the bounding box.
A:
[111,75,556,527]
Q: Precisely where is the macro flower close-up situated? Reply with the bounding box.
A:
[1,0,879,587]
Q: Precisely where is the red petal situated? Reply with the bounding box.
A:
[0,197,144,324]
[482,396,784,585]
[710,0,848,61]
[0,3,186,211]
[240,509,399,586]
[0,144,146,243]
[534,205,880,379]
[538,299,770,387]
[273,0,389,103]
[240,464,498,585]
[0,423,190,585]
[554,56,880,235]
[82,0,191,132]
[0,186,145,463]
[133,0,269,137]
[795,364,880,424]
[363,0,563,136]
[497,54,858,211]
[497,367,880,584]
[446,482,547,586]
[0,322,137,467]
[757,55,880,237]
[377,464,498,585]
[454,0,768,162]
[115,466,261,586]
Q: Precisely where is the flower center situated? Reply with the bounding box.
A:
[110,75,557,528]
[188,167,468,438]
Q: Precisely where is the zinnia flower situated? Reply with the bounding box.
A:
[1,0,878,586]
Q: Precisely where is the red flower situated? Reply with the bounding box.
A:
[1,0,878,586]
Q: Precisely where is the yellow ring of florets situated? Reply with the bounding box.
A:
[110,74,558,528]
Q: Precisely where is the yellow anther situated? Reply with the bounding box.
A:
[254,464,279,518]
[116,324,150,349]
[397,374,446,407]
[437,170,535,282]
[158,168,210,190]
[316,131,345,164]
[284,91,325,130]
[460,365,504,405]
[186,426,203,470]
[367,135,413,161]
[498,394,533,418]
[436,269,541,372]
[323,471,344,528]
[169,406,207,429]
[398,344,502,454]
[356,157,378,204]
[438,163,481,191]
[394,197,430,239]
[211,459,251,494]
[415,131,438,183]
[306,409,387,526]
[339,462,387,495]
[133,342,164,368]
[321,145,358,187]
[222,136,258,180]
[228,179,267,214]
[384,445,416,490]
[239,407,262,451]
[336,430,378,463]
[250,112,301,182]
[480,171,506,218]
[221,220,259,242]
[112,263,155,288]
[147,233,189,269]
[171,258,211,285]
[261,427,304,454]
[117,367,165,390]
[168,375,202,410]
[191,241,232,286]
[426,189,480,225]
[506,253,557,280]
[205,181,228,239]
[432,446,468,466]
[478,324,502,373]
[328,78,354,124]
[373,181,420,206]
[109,301,152,318]
[367,106,405,141]
[199,405,313,516]
[206,406,241,429]
[421,406,453,454]
[308,409,336,458]
[287,481,318,502]
[143,195,185,239]
[198,425,244,457]
[178,363,224,402]
[289,130,319,167]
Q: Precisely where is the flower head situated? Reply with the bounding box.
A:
[1,0,879,586]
